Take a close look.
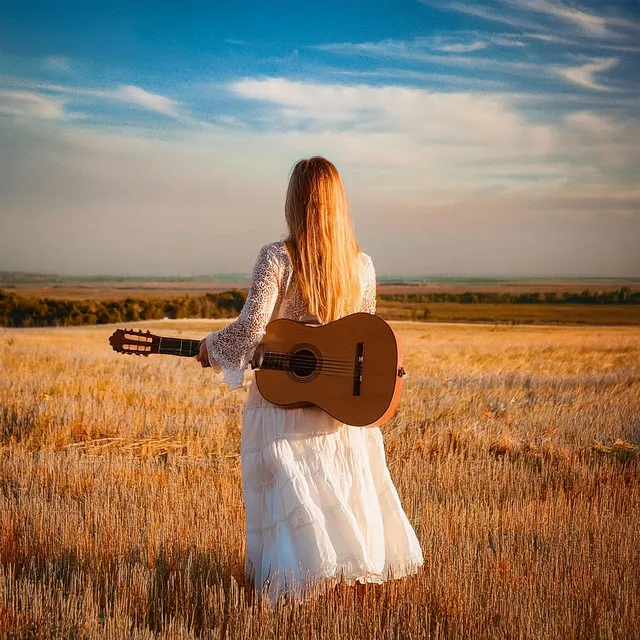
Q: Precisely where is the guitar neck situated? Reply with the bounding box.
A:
[157,337,201,357]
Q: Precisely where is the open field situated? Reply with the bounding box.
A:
[1,321,639,638]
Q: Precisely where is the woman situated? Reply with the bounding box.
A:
[196,156,424,604]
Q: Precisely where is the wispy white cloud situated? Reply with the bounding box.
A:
[315,36,520,63]
[114,85,180,117]
[557,57,619,91]
[314,39,541,78]
[324,67,508,89]
[426,0,640,40]
[15,82,184,119]
[0,90,65,119]
[511,30,640,52]
[507,0,611,36]
[317,26,636,96]
[434,41,487,53]
[422,1,543,31]
[488,35,527,48]
[511,0,640,37]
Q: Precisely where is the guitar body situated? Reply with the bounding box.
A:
[253,313,403,427]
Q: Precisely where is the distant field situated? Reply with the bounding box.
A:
[378,301,640,326]
[5,278,640,301]
[377,279,640,295]
[3,281,251,300]
[3,281,640,327]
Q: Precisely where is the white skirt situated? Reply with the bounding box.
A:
[241,381,424,604]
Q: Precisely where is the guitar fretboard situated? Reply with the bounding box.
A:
[262,352,289,370]
[157,337,201,358]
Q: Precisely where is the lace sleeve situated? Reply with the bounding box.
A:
[205,243,280,389]
[360,253,377,314]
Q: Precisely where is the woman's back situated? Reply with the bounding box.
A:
[264,240,377,325]
[204,240,377,392]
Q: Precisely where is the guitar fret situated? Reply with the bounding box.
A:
[265,351,289,371]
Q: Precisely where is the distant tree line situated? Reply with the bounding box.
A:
[0,290,247,328]
[1,287,638,328]
[379,288,639,305]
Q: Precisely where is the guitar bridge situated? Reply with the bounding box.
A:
[353,342,364,396]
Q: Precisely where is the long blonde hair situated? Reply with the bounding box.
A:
[284,156,362,324]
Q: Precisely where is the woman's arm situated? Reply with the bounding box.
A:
[196,243,280,389]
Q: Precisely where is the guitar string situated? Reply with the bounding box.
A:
[125,332,358,361]
[263,367,355,375]
[134,337,358,367]
[155,347,358,375]
[165,352,355,375]
[157,346,358,370]
[151,345,358,376]
[151,341,366,377]
[264,349,352,359]
[264,352,354,365]
[262,356,355,372]
[261,368,357,379]
[263,355,357,367]
[263,361,356,373]
[261,355,362,375]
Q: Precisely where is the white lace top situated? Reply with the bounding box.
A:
[205,240,377,390]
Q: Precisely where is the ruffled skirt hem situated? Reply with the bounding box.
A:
[247,554,424,605]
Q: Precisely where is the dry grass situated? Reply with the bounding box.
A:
[1,321,639,639]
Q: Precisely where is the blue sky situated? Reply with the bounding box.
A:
[1,0,639,277]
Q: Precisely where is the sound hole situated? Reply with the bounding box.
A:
[289,349,317,377]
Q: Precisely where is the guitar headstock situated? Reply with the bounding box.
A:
[109,328,160,357]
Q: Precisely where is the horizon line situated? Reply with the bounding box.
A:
[1,270,639,282]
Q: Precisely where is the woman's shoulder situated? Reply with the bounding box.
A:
[359,250,374,269]
[261,239,290,262]
[254,241,292,279]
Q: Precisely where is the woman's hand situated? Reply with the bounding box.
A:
[196,338,222,372]
[196,339,210,368]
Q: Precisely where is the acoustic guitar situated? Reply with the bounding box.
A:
[108,312,405,427]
